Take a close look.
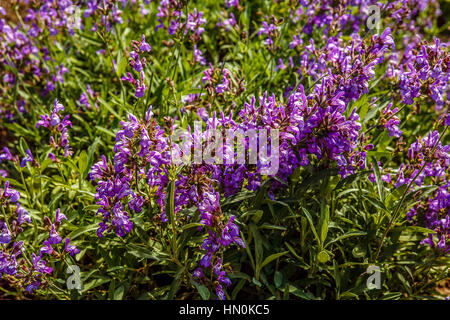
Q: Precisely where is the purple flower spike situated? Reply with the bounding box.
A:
[140,34,151,52]
[55,208,67,224]
[48,225,62,245]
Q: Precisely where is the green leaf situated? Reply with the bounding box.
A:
[83,205,101,212]
[325,231,367,248]
[181,223,203,231]
[241,210,263,223]
[371,157,384,203]
[231,279,246,300]
[191,279,210,300]
[286,285,316,300]
[82,276,111,293]
[333,170,371,192]
[117,56,128,76]
[258,223,287,231]
[319,202,329,244]
[363,195,389,213]
[86,137,101,175]
[252,277,263,287]
[260,251,288,269]
[249,223,263,266]
[95,126,116,138]
[403,185,439,204]
[78,150,88,179]
[221,191,255,206]
[394,226,436,234]
[165,180,175,224]
[127,244,159,260]
[302,207,320,246]
[114,285,125,300]
[168,267,185,300]
[66,224,98,240]
[97,97,122,120]
[108,280,116,300]
[274,271,283,288]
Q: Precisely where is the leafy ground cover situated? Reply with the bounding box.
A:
[0,0,449,300]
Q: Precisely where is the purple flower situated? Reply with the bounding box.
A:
[200,253,212,268]
[215,284,226,300]
[20,149,35,167]
[382,103,402,138]
[0,221,12,244]
[25,281,41,293]
[32,253,52,274]
[2,181,20,203]
[0,147,14,162]
[290,34,303,49]
[130,51,143,72]
[129,194,144,213]
[193,267,205,279]
[221,216,245,247]
[225,0,239,8]
[193,45,206,65]
[55,208,67,225]
[64,238,80,256]
[444,113,450,126]
[140,34,151,52]
[36,100,72,157]
[40,240,54,255]
[16,204,31,225]
[48,225,62,245]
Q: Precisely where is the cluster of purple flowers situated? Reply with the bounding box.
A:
[156,1,206,39]
[202,65,232,95]
[393,38,449,108]
[24,0,80,36]
[1,180,78,292]
[257,18,279,50]
[396,130,450,252]
[384,0,440,35]
[381,103,402,138]
[285,27,395,102]
[90,107,169,236]
[78,84,99,110]
[0,5,68,119]
[83,0,125,33]
[90,106,251,298]
[36,99,73,159]
[216,11,237,32]
[155,1,207,65]
[227,81,366,191]
[40,209,80,257]
[296,0,373,36]
[121,34,152,98]
[1,0,448,299]
[0,0,145,121]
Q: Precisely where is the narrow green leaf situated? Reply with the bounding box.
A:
[260,251,288,269]
[371,157,384,202]
[302,207,320,246]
